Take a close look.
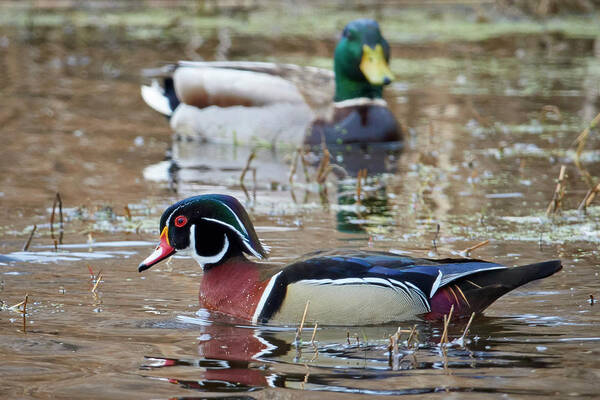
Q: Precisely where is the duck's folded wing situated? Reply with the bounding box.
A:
[254,252,507,324]
[186,61,335,111]
[173,65,307,108]
[144,61,334,110]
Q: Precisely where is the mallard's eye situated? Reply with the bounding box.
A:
[174,215,188,227]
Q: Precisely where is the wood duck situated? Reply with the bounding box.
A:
[141,19,402,147]
[138,194,562,325]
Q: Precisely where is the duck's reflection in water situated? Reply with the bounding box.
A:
[327,143,402,234]
[145,137,401,187]
[144,140,404,238]
[141,311,566,396]
[141,320,287,391]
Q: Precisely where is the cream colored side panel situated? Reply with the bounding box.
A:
[272,282,429,325]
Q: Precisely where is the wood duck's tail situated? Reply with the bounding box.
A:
[141,77,180,117]
[426,260,562,320]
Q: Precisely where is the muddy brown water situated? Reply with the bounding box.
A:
[1,10,600,400]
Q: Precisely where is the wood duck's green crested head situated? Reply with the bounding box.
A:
[138,194,267,272]
[334,19,394,102]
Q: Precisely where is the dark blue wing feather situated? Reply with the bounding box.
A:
[258,250,508,323]
[282,250,506,297]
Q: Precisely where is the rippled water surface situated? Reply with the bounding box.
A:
[1,2,600,399]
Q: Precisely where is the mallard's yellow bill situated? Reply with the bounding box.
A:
[360,44,394,86]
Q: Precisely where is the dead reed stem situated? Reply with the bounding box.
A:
[310,323,319,361]
[289,147,300,185]
[462,239,490,257]
[240,150,256,184]
[299,147,310,183]
[22,293,28,333]
[310,348,319,362]
[442,315,448,344]
[356,168,367,205]
[441,345,449,371]
[91,272,103,293]
[50,199,56,241]
[50,193,64,245]
[390,327,401,370]
[573,112,600,189]
[240,182,250,201]
[310,322,318,345]
[301,364,310,389]
[10,300,25,310]
[460,312,476,343]
[124,205,132,221]
[440,304,454,345]
[406,324,418,348]
[315,149,331,184]
[546,165,567,215]
[23,225,37,251]
[432,224,440,252]
[578,182,600,212]
[294,300,310,345]
[440,307,454,373]
[387,336,393,367]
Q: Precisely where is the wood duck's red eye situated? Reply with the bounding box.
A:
[174,215,188,228]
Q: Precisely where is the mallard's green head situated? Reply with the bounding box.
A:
[334,19,394,102]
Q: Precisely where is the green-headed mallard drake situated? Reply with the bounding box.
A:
[138,194,562,325]
[141,19,402,147]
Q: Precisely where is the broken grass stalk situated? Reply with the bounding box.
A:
[310,322,319,362]
[294,300,310,345]
[390,327,401,370]
[406,324,418,349]
[315,148,331,184]
[577,182,600,212]
[440,304,455,346]
[432,224,440,252]
[460,312,476,344]
[573,112,600,189]
[546,165,567,215]
[22,224,37,251]
[124,205,132,221]
[356,168,367,205]
[299,147,310,183]
[23,294,28,333]
[91,272,103,293]
[310,322,318,345]
[239,150,257,201]
[239,149,257,184]
[289,147,301,185]
[50,193,64,245]
[462,239,490,257]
